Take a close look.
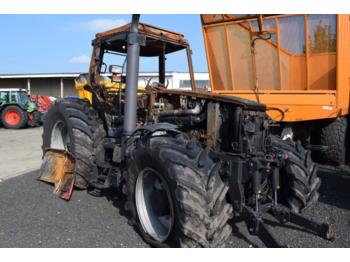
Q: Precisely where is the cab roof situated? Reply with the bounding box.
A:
[93,22,189,57]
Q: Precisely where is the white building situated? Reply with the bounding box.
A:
[137,72,210,90]
[0,72,210,98]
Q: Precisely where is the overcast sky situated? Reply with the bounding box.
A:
[0,14,207,74]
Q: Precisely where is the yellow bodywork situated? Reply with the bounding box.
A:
[75,82,93,103]
[75,76,146,104]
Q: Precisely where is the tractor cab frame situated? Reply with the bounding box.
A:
[88,22,196,90]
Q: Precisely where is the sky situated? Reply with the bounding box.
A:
[0,14,208,74]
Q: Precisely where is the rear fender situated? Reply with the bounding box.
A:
[136,123,181,137]
[0,103,27,111]
[125,123,181,159]
[38,149,75,200]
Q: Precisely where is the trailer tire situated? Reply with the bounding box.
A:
[320,117,347,166]
[42,98,106,189]
[275,138,321,213]
[1,105,28,129]
[126,134,232,247]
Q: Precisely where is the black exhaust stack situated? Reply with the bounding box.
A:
[123,14,141,137]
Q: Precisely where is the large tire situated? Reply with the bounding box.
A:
[42,98,106,189]
[273,137,321,213]
[126,134,232,247]
[1,105,27,129]
[320,117,347,166]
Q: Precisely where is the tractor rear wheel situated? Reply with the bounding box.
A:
[126,134,232,247]
[274,137,321,213]
[42,98,106,189]
[1,105,27,129]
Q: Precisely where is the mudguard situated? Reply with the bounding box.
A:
[136,122,180,134]
[38,149,75,200]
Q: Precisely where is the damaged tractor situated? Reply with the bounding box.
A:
[40,15,333,247]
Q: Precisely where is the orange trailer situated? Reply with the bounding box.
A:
[201,14,350,165]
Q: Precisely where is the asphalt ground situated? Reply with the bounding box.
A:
[0,127,349,248]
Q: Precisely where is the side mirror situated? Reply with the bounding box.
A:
[109,65,123,74]
[75,73,88,84]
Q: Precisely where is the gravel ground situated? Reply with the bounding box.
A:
[0,168,349,248]
[226,168,350,247]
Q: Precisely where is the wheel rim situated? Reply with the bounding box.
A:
[4,110,21,126]
[135,168,175,242]
[50,120,70,150]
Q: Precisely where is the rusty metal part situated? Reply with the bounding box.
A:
[201,14,277,26]
[186,129,207,144]
[159,103,201,117]
[38,149,75,200]
[93,22,189,57]
[95,22,188,49]
[186,46,196,91]
[206,102,221,150]
[87,21,197,108]
[147,87,266,111]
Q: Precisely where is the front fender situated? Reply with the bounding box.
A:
[1,103,27,111]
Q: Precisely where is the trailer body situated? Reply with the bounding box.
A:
[201,14,350,122]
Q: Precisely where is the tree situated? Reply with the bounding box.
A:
[309,21,336,53]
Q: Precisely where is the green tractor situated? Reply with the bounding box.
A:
[0,89,39,129]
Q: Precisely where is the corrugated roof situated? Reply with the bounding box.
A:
[0,72,209,79]
[0,73,81,79]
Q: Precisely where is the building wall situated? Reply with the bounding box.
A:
[0,72,209,97]
[0,79,27,89]
[30,78,77,97]
[31,78,61,97]
[62,79,77,97]
[0,77,77,97]
[172,72,211,89]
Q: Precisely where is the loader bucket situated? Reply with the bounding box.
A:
[38,149,75,200]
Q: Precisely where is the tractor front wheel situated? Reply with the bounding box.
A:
[42,98,106,189]
[1,105,27,129]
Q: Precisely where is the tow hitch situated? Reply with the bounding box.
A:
[243,203,334,247]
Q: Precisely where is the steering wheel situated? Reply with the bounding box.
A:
[145,78,169,89]
[145,77,153,89]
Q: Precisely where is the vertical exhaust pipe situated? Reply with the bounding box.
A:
[123,14,141,137]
